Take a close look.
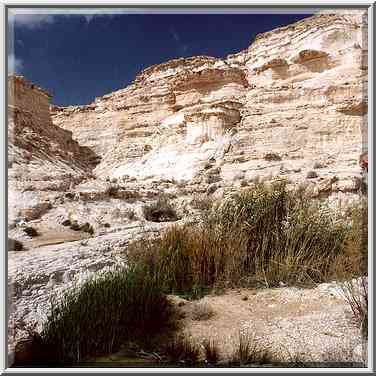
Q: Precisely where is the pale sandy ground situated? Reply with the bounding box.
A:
[170,285,366,366]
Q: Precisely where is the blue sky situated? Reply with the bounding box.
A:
[8,11,313,106]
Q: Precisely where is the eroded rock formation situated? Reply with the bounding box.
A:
[51,11,368,198]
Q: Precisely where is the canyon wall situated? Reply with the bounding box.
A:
[49,11,367,196]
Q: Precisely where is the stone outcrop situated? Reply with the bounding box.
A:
[51,11,367,197]
[9,76,99,189]
[8,75,101,226]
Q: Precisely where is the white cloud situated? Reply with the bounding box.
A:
[8,53,23,74]
[9,14,56,29]
[8,10,117,29]
[170,27,180,42]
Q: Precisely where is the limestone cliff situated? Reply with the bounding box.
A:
[50,11,367,196]
[8,75,100,191]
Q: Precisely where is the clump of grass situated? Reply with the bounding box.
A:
[164,335,201,365]
[35,266,173,365]
[8,238,24,252]
[340,277,368,339]
[191,195,214,212]
[202,339,219,364]
[22,226,39,237]
[264,153,282,161]
[62,219,71,226]
[191,302,215,321]
[105,184,120,198]
[80,222,94,235]
[143,195,178,222]
[230,331,275,366]
[127,181,364,297]
[306,170,318,179]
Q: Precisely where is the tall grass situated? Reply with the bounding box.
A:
[37,266,172,365]
[127,182,365,296]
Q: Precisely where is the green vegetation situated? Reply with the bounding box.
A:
[36,266,173,365]
[128,182,366,297]
[142,195,178,222]
[28,181,366,366]
[163,335,201,365]
[8,238,24,252]
[230,331,275,366]
[202,339,219,364]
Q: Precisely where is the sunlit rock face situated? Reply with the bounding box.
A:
[51,10,368,193]
[8,76,99,190]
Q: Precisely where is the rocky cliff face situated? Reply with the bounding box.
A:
[9,76,100,189]
[52,11,367,197]
[8,76,100,224]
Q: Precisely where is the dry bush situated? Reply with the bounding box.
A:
[22,226,39,237]
[8,238,24,252]
[264,153,282,161]
[191,302,215,321]
[202,338,219,364]
[164,335,201,364]
[105,184,120,198]
[230,331,275,366]
[142,195,178,222]
[127,182,364,297]
[190,195,214,212]
[340,277,368,339]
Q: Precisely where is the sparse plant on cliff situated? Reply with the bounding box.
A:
[263,153,282,161]
[8,238,24,252]
[105,183,120,198]
[142,195,178,222]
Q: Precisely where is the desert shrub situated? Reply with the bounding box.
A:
[142,195,178,222]
[80,222,94,235]
[345,200,367,275]
[306,170,318,179]
[190,195,213,212]
[313,161,325,169]
[164,335,201,364]
[38,266,172,365]
[230,331,275,366]
[23,226,39,237]
[124,208,136,221]
[105,184,119,198]
[340,277,368,339]
[202,339,219,364]
[191,302,214,321]
[264,153,282,161]
[128,182,363,297]
[8,238,24,252]
[61,219,71,227]
[69,221,81,231]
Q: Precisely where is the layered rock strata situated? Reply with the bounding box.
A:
[8,75,100,223]
[51,11,368,197]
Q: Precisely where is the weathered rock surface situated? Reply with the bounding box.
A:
[8,76,101,226]
[51,11,367,196]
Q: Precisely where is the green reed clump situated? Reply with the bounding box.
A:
[127,181,365,297]
[38,265,172,365]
